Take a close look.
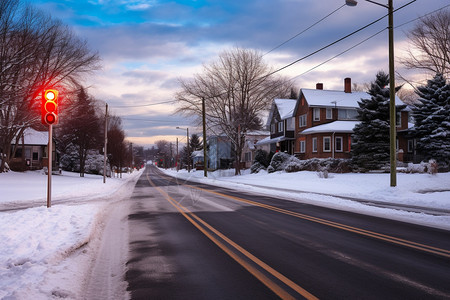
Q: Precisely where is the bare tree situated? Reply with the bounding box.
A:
[400,9,450,78]
[175,47,293,175]
[0,1,100,172]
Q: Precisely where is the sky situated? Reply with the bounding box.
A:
[29,0,450,148]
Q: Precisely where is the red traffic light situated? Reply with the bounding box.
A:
[42,89,59,125]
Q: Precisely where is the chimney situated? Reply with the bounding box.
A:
[344,77,351,93]
[316,83,323,90]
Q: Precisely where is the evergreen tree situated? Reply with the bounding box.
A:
[411,73,450,167]
[351,71,406,171]
[190,134,203,151]
[59,87,102,176]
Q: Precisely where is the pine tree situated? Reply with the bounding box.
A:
[351,71,406,171]
[190,134,203,151]
[411,73,450,167]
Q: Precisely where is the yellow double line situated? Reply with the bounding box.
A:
[178,178,450,259]
[146,172,318,300]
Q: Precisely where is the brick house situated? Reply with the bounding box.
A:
[293,78,412,161]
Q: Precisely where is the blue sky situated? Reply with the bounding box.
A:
[30,0,450,147]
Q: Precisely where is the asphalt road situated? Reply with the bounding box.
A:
[126,165,450,299]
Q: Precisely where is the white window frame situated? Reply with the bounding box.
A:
[335,136,343,152]
[313,108,320,121]
[286,117,295,130]
[300,140,306,153]
[299,114,307,127]
[323,136,331,152]
[312,137,318,152]
[396,111,402,127]
[278,121,284,132]
[326,108,333,119]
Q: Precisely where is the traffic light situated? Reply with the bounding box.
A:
[42,89,58,125]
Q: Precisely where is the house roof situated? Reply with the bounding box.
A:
[266,98,297,127]
[299,88,406,110]
[300,121,360,135]
[255,135,295,145]
[16,128,48,145]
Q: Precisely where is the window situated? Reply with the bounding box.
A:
[278,121,284,132]
[313,108,320,121]
[299,140,306,153]
[286,117,295,130]
[33,152,38,160]
[338,109,358,120]
[271,123,275,134]
[396,111,402,127]
[335,136,343,152]
[326,108,333,119]
[323,136,331,152]
[407,140,414,153]
[298,114,307,127]
[244,152,252,162]
[312,137,318,152]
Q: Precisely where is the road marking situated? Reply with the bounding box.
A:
[146,171,318,300]
[161,173,450,259]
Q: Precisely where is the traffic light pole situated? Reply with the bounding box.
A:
[47,124,53,208]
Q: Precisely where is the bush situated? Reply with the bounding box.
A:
[267,153,351,174]
[254,149,270,167]
[250,162,265,174]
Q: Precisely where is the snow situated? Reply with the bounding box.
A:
[301,88,406,108]
[21,128,48,145]
[301,120,359,134]
[274,98,296,119]
[0,169,142,299]
[0,165,449,298]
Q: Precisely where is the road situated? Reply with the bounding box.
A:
[126,165,450,299]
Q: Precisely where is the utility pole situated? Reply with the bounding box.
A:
[176,138,179,172]
[187,128,190,172]
[202,97,207,177]
[103,103,108,183]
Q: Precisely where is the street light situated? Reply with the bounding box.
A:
[176,126,190,172]
[346,0,397,187]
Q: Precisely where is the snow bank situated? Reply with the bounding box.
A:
[0,169,143,299]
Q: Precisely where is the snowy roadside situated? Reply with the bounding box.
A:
[0,169,142,299]
[159,168,450,230]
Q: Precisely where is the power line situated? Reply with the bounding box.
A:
[110,99,176,108]
[263,4,346,56]
[291,2,448,80]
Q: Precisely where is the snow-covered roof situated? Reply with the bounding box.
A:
[300,121,360,135]
[255,136,295,145]
[274,99,297,119]
[192,150,203,157]
[300,88,406,109]
[246,130,270,136]
[17,128,48,145]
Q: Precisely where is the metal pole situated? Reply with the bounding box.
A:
[388,0,396,187]
[176,137,179,172]
[103,103,108,183]
[187,128,190,172]
[47,124,53,208]
[202,97,207,177]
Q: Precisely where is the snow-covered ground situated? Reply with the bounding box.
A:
[0,166,449,299]
[0,169,142,299]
